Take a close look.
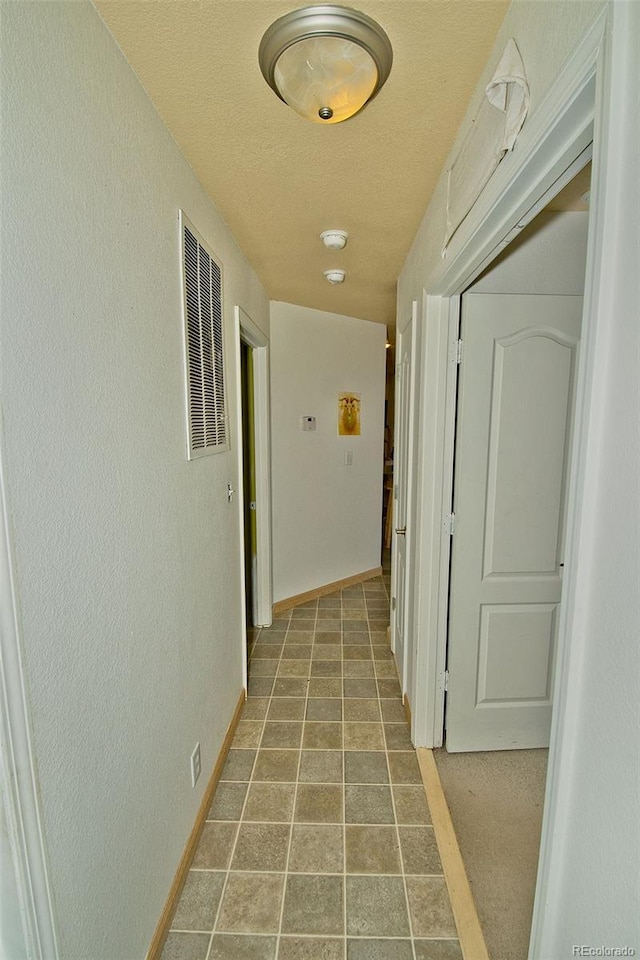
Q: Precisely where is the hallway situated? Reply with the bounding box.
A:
[161,565,462,960]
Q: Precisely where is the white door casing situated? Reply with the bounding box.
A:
[445,293,582,752]
[390,303,417,698]
[234,306,273,694]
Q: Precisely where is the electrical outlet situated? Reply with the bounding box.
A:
[190,742,201,788]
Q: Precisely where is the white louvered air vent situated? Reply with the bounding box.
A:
[181,214,228,459]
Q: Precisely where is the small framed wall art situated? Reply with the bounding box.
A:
[338,392,361,436]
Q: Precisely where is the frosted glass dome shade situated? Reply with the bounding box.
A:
[275,36,378,123]
[259,5,392,124]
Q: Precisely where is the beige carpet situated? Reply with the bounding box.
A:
[434,748,548,960]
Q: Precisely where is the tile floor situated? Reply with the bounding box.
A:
[162,567,462,960]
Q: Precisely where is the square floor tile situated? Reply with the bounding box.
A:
[343,646,372,661]
[376,679,402,699]
[303,722,342,750]
[344,751,389,784]
[398,826,442,875]
[243,782,296,822]
[306,698,342,721]
[413,940,463,960]
[232,722,264,749]
[247,677,274,698]
[380,699,406,722]
[191,821,238,869]
[342,661,375,678]
[208,781,248,821]
[278,660,311,678]
[289,619,316,631]
[281,646,312,661]
[216,873,284,934]
[281,875,344,936]
[375,661,399,679]
[242,698,270,721]
[343,632,370,645]
[347,939,413,960]
[231,822,291,872]
[208,934,277,960]
[343,722,384,751]
[252,645,283,659]
[161,932,210,960]
[392,786,432,825]
[312,645,342,661]
[311,660,342,677]
[295,784,343,823]
[286,631,314,644]
[343,679,378,699]
[406,877,457,938]
[308,678,342,699]
[387,751,422,784]
[272,679,308,698]
[288,824,344,873]
[315,632,341,645]
[345,785,394,824]
[267,698,306,721]
[261,722,303,749]
[372,645,394,662]
[345,876,410,937]
[172,870,225,931]
[345,825,401,874]
[343,619,368,631]
[248,659,279,677]
[384,723,413,751]
[252,749,300,782]
[279,938,343,960]
[221,749,256,782]
[343,699,380,722]
[298,750,343,784]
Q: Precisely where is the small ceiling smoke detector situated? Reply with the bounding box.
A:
[321,230,349,250]
[324,269,346,284]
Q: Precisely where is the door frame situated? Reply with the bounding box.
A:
[390,300,418,697]
[233,306,273,685]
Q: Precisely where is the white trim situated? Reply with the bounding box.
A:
[0,451,59,958]
[234,307,273,634]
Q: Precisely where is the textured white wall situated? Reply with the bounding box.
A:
[470,211,589,294]
[0,3,268,957]
[270,303,386,602]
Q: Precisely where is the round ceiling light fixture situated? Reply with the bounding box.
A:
[324,269,346,284]
[321,229,349,249]
[258,5,393,124]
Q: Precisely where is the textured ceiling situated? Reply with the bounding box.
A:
[95,0,509,328]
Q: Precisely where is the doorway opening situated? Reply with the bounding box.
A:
[436,161,592,960]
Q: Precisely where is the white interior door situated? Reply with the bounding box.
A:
[446,293,582,751]
[391,317,414,692]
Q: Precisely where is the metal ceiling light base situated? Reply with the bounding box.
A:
[259,5,393,124]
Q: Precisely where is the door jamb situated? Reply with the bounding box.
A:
[234,306,273,691]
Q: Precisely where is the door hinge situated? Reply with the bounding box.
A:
[391,597,397,611]
[446,512,456,535]
[444,669,449,692]
[249,501,257,511]
[456,339,463,364]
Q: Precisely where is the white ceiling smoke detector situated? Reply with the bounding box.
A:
[324,269,346,284]
[321,230,349,250]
